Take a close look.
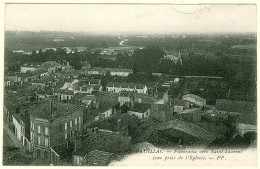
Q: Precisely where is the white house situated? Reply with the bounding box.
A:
[105,68,133,77]
[4,80,11,88]
[12,113,32,152]
[20,63,40,73]
[106,83,148,94]
[60,79,79,90]
[182,94,206,107]
[127,103,151,119]
[13,115,22,141]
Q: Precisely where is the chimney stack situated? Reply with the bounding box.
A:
[49,99,54,119]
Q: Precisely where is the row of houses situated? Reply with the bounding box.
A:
[4,61,72,88]
[20,60,71,74]
[86,67,133,77]
[4,85,257,166]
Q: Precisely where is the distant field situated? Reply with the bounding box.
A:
[5,32,120,51]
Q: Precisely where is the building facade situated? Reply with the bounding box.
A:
[29,100,83,165]
[106,83,148,94]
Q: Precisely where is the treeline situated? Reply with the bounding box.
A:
[5,44,256,96]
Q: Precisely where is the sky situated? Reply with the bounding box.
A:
[5,4,257,33]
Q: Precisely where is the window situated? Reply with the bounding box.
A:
[30,121,32,129]
[70,121,72,127]
[44,151,48,160]
[58,135,63,142]
[65,122,67,130]
[45,138,49,147]
[78,116,81,124]
[37,149,41,158]
[37,136,41,145]
[59,124,63,132]
[45,127,48,135]
[38,126,41,134]
[75,118,77,125]
[32,123,34,130]
[41,137,45,146]
[70,131,73,137]
[65,133,67,139]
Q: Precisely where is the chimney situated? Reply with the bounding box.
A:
[49,99,54,119]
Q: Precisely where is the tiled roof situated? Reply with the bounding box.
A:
[31,76,53,83]
[133,93,156,104]
[62,78,75,83]
[155,119,217,142]
[178,108,201,114]
[215,99,257,125]
[119,91,134,97]
[154,92,165,99]
[4,153,34,166]
[128,103,150,113]
[37,89,53,95]
[74,132,131,156]
[81,150,114,166]
[172,99,186,106]
[71,93,89,101]
[84,105,112,120]
[92,85,101,91]
[29,100,83,120]
[82,95,97,101]
[4,93,29,113]
[80,78,101,83]
[41,61,60,69]
[88,67,103,71]
[96,91,119,107]
[88,113,140,132]
[34,69,48,75]
[146,82,159,88]
[29,159,50,166]
[81,85,94,92]
[56,78,76,88]
[60,89,74,95]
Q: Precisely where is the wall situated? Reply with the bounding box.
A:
[73,155,84,166]
[21,67,38,73]
[50,110,83,147]
[183,97,206,107]
[13,116,22,140]
[127,110,150,119]
[238,123,257,136]
[110,72,130,77]
[107,86,146,94]
[174,105,185,113]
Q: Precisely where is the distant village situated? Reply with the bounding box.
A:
[3,45,257,166]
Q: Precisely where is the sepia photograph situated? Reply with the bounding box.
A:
[2,2,258,166]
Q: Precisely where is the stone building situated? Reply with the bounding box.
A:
[29,100,83,165]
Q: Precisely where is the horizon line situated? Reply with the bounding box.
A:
[5,30,257,35]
